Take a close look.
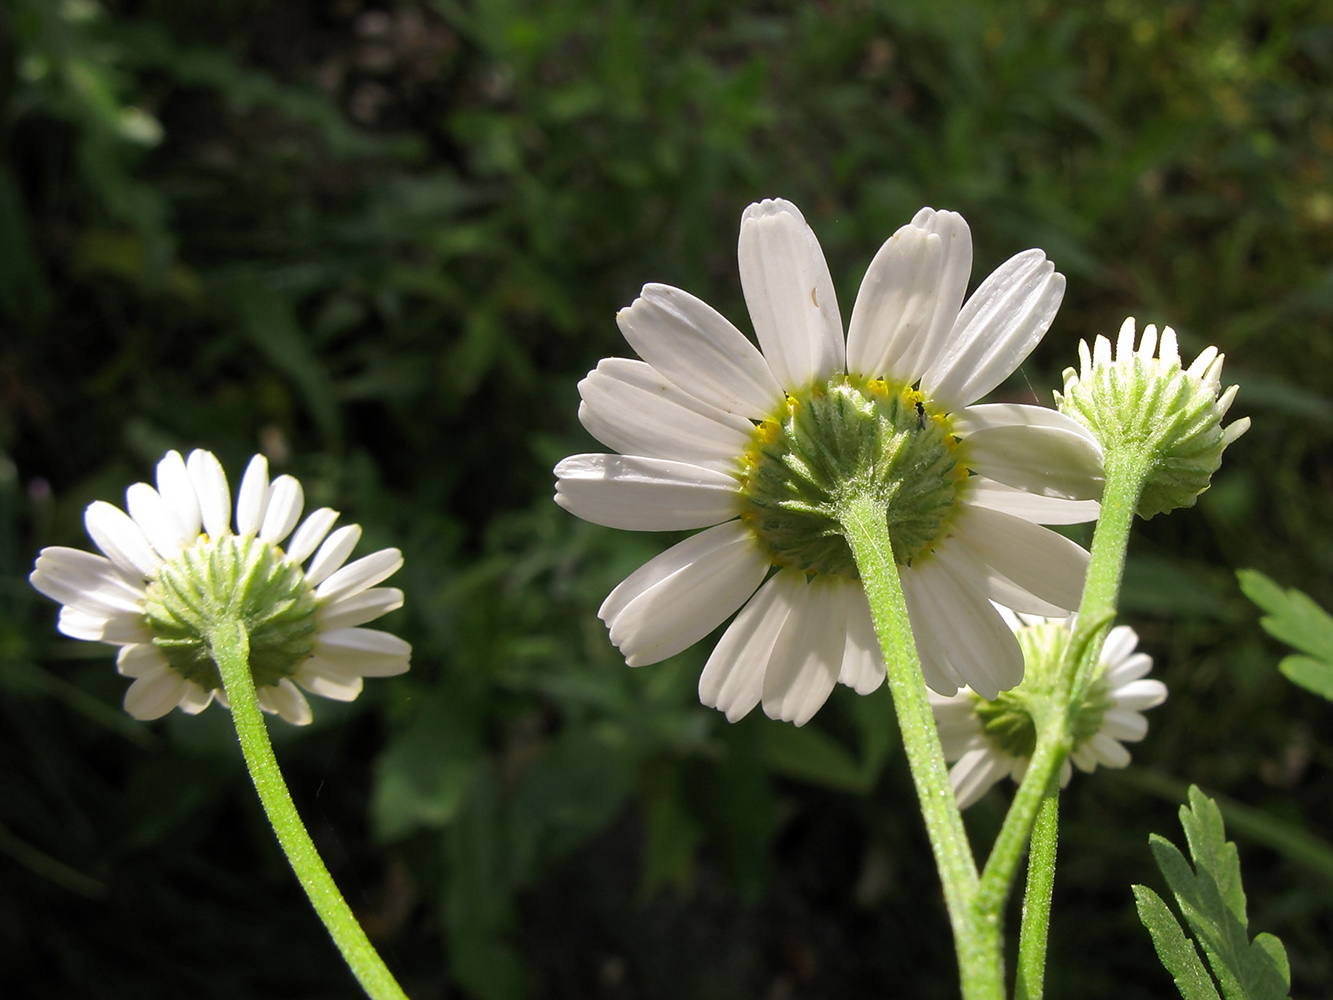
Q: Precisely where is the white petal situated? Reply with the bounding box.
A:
[259,475,304,545]
[553,454,740,531]
[738,198,844,389]
[306,524,362,586]
[963,476,1100,525]
[699,569,802,722]
[929,693,983,757]
[235,455,270,536]
[295,659,365,701]
[124,668,187,720]
[1112,678,1167,712]
[1101,709,1148,743]
[31,546,145,615]
[156,450,202,543]
[949,746,1011,809]
[84,501,160,579]
[931,539,1070,618]
[1115,317,1137,361]
[59,606,147,643]
[839,583,885,694]
[1070,743,1100,773]
[177,682,215,715]
[1058,758,1074,788]
[761,575,846,726]
[319,587,404,630]
[1087,731,1131,768]
[117,643,169,678]
[902,557,1024,700]
[126,483,190,557]
[847,209,973,384]
[599,521,770,667]
[1187,345,1219,380]
[951,505,1089,615]
[922,250,1065,411]
[258,679,313,725]
[901,571,964,695]
[1100,625,1139,669]
[845,222,946,381]
[315,548,404,605]
[1158,326,1180,368]
[287,508,340,565]
[55,606,114,641]
[313,628,411,677]
[577,357,754,473]
[616,284,785,419]
[907,208,974,380]
[1135,324,1158,362]
[187,450,232,538]
[955,407,1104,502]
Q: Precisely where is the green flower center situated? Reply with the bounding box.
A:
[738,374,968,578]
[973,622,1113,758]
[141,534,319,691]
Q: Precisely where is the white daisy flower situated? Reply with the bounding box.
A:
[29,449,410,725]
[555,199,1105,726]
[931,609,1167,808]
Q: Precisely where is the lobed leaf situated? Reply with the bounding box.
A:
[1138,785,1290,1000]
[1237,569,1333,702]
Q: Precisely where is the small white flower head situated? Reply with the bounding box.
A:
[556,198,1105,726]
[1055,317,1250,519]
[29,450,410,725]
[931,608,1167,808]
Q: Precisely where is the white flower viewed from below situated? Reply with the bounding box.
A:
[555,198,1106,726]
[30,449,410,725]
[930,609,1167,808]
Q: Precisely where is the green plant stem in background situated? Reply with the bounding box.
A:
[1015,793,1059,1000]
[839,495,1002,1000]
[208,618,409,1000]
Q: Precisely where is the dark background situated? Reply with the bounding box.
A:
[2,0,1331,997]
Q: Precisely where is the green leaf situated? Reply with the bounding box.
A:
[639,770,702,897]
[1133,884,1223,1000]
[1237,569,1333,701]
[1277,655,1333,702]
[759,720,869,794]
[1139,785,1291,1000]
[371,690,483,842]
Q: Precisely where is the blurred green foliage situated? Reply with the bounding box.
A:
[2,0,1332,997]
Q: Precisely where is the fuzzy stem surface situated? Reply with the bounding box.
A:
[1015,793,1060,1000]
[839,494,1001,1000]
[209,617,409,1000]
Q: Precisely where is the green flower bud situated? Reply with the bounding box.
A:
[1055,318,1249,518]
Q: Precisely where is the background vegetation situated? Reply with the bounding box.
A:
[2,0,1332,996]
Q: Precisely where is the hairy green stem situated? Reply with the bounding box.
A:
[839,495,1001,1000]
[209,618,409,1000]
[1015,793,1060,1000]
[974,447,1152,953]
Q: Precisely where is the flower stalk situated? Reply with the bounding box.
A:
[1014,793,1059,1000]
[209,616,409,1000]
[971,446,1153,991]
[838,493,1003,1000]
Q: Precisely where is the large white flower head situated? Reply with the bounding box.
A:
[930,608,1167,808]
[1056,317,1250,518]
[30,450,411,725]
[555,199,1105,726]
